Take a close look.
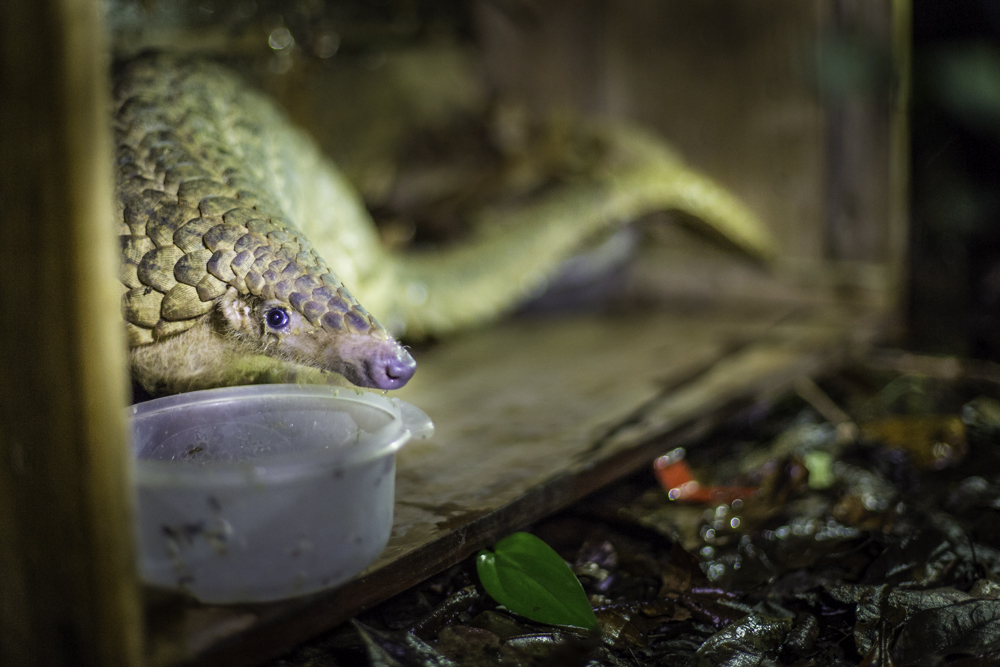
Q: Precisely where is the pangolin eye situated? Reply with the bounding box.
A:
[265,307,290,330]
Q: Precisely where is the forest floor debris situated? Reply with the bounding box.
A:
[271,355,1000,666]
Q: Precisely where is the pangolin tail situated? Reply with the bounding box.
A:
[384,123,776,339]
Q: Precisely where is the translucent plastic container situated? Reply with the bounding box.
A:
[128,384,433,603]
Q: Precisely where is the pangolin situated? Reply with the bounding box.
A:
[114,54,775,396]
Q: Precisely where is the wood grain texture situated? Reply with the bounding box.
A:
[475,0,903,270]
[889,0,913,309]
[821,0,893,263]
[476,0,827,262]
[146,304,885,667]
[0,0,143,665]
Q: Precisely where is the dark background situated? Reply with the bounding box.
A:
[911,0,1000,360]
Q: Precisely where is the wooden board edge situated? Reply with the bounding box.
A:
[172,336,866,667]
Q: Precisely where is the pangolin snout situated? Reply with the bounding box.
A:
[338,337,416,390]
[371,343,417,390]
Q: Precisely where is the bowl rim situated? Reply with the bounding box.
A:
[129,385,431,488]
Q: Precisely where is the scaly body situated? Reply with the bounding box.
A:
[114,55,774,395]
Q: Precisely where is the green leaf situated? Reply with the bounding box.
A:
[476,531,599,632]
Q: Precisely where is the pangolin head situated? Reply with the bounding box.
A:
[214,258,417,391]
[117,195,416,391]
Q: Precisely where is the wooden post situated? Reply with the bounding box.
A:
[0,0,144,666]
[821,0,894,264]
[889,0,912,313]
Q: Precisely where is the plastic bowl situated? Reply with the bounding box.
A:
[128,384,433,604]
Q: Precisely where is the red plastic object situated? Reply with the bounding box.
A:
[653,452,756,505]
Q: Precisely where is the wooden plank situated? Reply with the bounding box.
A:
[477,0,829,263]
[148,304,885,667]
[0,0,144,666]
[821,0,893,263]
[624,222,895,314]
[476,0,908,291]
[888,0,912,309]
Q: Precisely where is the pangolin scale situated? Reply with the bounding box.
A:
[114,54,775,396]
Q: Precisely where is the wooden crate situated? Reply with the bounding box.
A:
[0,1,910,665]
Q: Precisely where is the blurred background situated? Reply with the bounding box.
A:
[103,0,1000,361]
[911,0,1000,361]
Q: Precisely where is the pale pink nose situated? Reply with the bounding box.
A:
[369,344,417,390]
[337,337,417,390]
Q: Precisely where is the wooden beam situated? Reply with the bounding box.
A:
[821,0,894,263]
[0,1,144,665]
[888,0,912,313]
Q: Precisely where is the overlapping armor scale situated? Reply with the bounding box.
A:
[114,57,380,347]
